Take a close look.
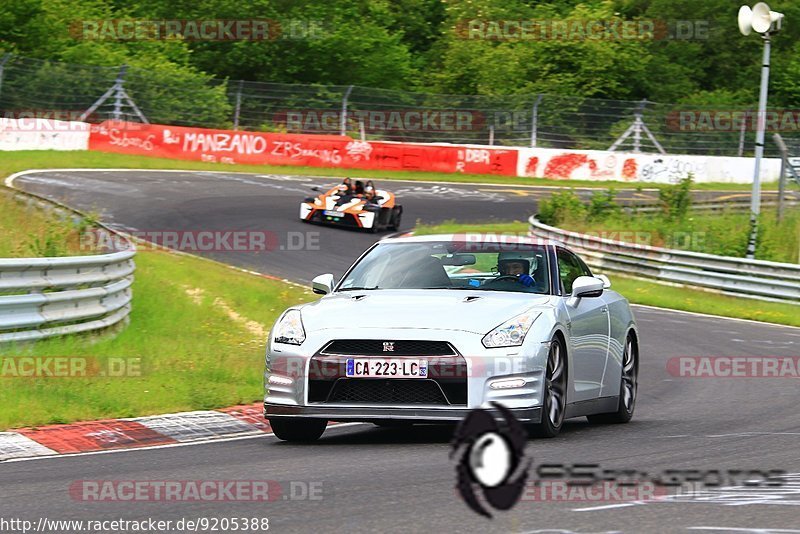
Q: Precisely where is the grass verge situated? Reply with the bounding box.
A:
[414,220,800,328]
[0,189,91,257]
[0,150,773,191]
[0,245,315,429]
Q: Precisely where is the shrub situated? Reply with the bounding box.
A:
[587,188,621,222]
[538,190,586,226]
[658,175,693,221]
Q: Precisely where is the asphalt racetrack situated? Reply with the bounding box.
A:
[2,170,800,533]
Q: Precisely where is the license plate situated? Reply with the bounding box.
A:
[324,210,344,218]
[346,358,428,378]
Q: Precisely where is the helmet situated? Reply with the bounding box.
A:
[497,251,533,275]
[337,184,348,193]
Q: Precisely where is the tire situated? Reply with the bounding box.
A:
[587,333,638,424]
[389,208,402,231]
[268,418,327,442]
[529,336,567,438]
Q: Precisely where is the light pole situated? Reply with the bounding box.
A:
[738,3,783,259]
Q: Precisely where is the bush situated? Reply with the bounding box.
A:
[538,190,586,226]
[587,188,621,222]
[659,175,693,221]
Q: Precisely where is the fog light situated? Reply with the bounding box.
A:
[489,378,526,390]
[268,374,293,386]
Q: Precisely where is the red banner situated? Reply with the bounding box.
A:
[88,121,518,176]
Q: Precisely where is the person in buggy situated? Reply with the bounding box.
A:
[363,180,379,204]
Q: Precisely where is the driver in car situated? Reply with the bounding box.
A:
[495,252,536,287]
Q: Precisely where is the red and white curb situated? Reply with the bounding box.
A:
[0,403,272,461]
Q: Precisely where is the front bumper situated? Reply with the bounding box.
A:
[265,328,550,422]
[264,403,542,423]
[300,204,375,229]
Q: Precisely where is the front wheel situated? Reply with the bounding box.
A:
[587,333,637,424]
[268,418,327,442]
[529,336,567,438]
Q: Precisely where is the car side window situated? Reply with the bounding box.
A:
[556,248,592,294]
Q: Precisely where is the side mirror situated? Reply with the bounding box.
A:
[312,273,335,295]
[596,274,611,289]
[568,275,604,307]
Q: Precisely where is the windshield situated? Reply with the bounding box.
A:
[338,241,550,294]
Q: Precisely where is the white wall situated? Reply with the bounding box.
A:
[0,119,90,151]
[516,147,781,184]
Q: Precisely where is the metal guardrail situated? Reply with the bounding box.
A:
[0,188,136,343]
[529,216,800,304]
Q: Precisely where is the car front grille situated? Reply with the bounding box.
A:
[327,379,448,405]
[320,340,456,356]
[309,340,467,406]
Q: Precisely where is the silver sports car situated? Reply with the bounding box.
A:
[264,234,639,442]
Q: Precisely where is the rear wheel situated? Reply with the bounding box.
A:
[268,418,327,442]
[529,336,567,438]
[587,333,637,424]
[389,208,402,231]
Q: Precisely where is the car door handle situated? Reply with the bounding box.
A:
[600,306,609,313]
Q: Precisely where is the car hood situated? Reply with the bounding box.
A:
[298,290,554,334]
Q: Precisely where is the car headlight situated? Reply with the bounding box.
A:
[482,311,540,348]
[273,309,306,345]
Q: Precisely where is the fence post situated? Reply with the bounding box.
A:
[530,94,543,147]
[773,133,788,223]
[233,79,244,131]
[0,54,11,104]
[340,85,354,136]
[738,109,750,157]
[489,125,494,145]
